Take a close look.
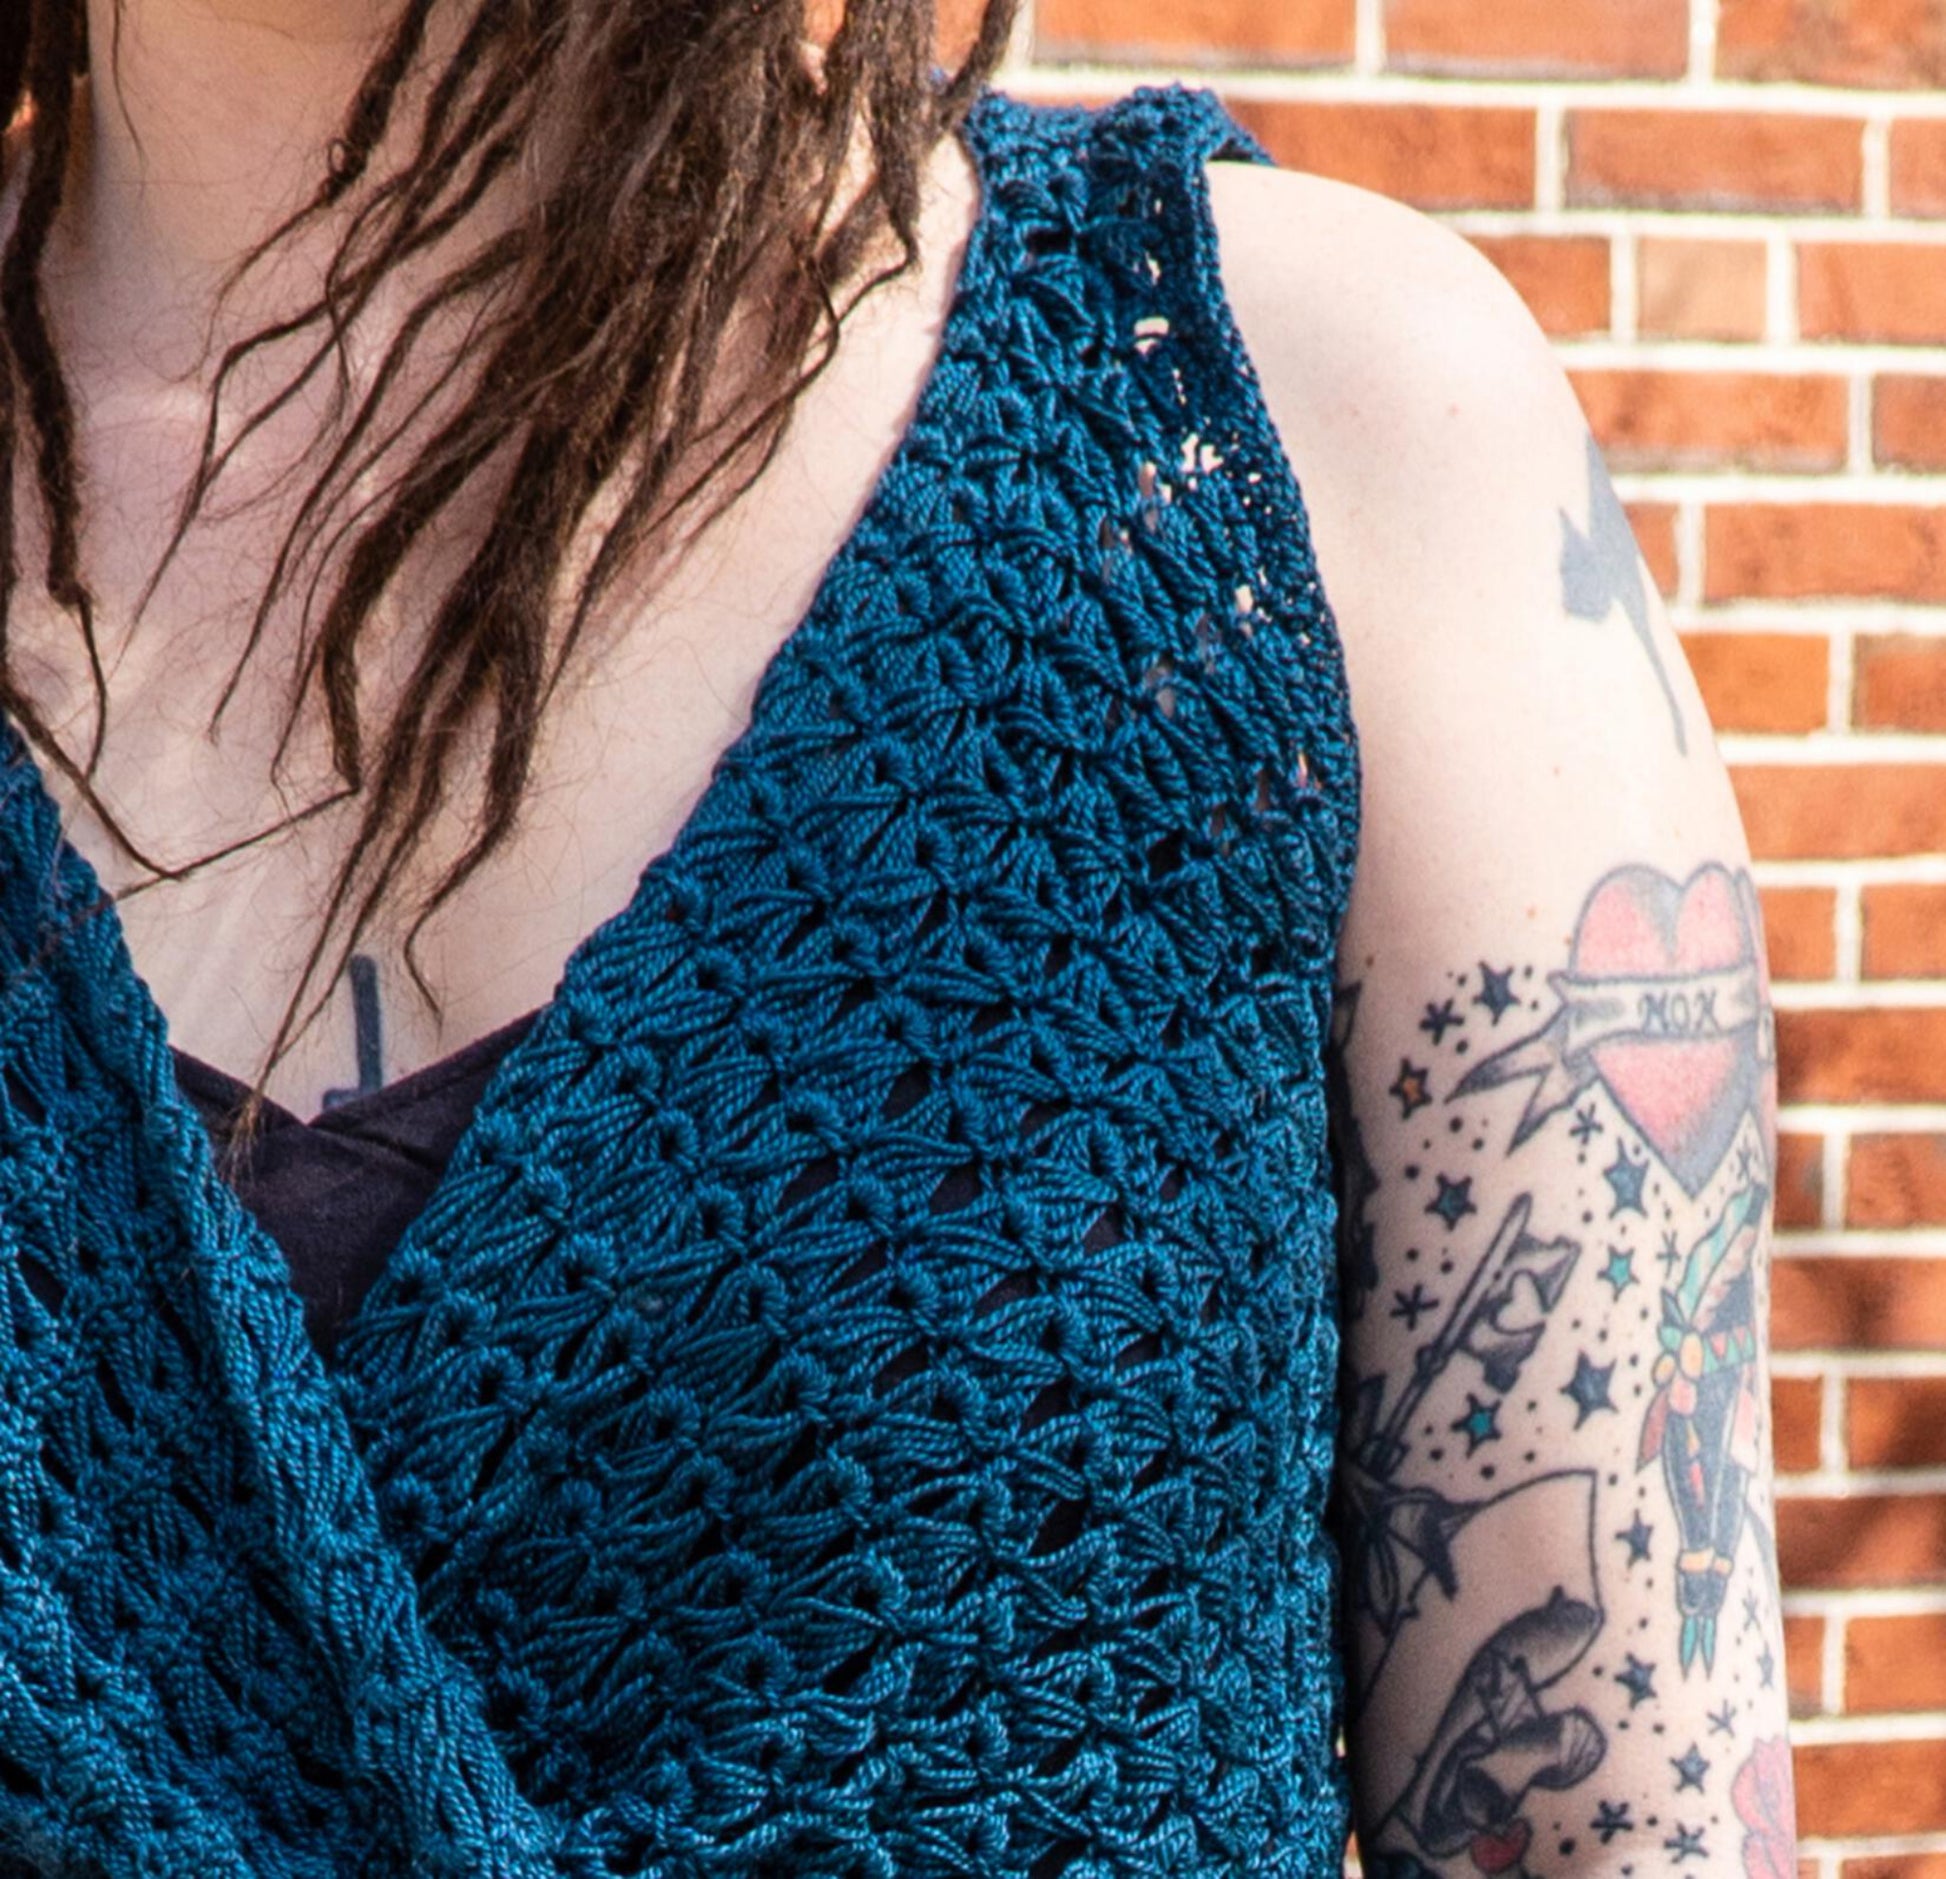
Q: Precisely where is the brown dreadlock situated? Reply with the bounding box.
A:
[0,0,1017,1112]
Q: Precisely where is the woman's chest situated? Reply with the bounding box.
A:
[23,434,899,1116]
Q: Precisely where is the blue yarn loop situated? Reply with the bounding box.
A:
[0,87,1357,1877]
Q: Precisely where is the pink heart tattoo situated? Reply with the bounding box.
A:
[1454,863,1768,1194]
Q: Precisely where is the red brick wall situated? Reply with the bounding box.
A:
[1003,2,1946,1871]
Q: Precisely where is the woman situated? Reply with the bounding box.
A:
[0,1,1796,1873]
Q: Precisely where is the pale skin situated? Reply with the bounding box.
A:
[1219,166,1797,1871]
[11,7,1795,1868]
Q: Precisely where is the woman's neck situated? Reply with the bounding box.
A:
[62,3,404,358]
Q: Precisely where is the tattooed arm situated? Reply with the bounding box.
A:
[1211,168,1797,1874]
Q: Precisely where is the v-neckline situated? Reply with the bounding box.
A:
[7,90,1013,1360]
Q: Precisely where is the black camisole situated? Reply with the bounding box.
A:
[172,1011,539,1357]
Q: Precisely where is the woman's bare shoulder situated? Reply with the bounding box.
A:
[1203,155,1734,918]
[1203,158,1586,642]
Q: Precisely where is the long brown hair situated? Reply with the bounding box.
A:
[0,0,1016,1100]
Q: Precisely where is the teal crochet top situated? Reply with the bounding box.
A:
[0,86,1358,1877]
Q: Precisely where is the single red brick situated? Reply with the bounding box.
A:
[1037,0,1357,63]
[1772,1256,1946,1352]
[1778,1008,1946,1104]
[1892,120,1946,217]
[1775,1131,1826,1229]
[1720,0,1946,89]
[1771,1376,1825,1474]
[1681,635,1830,736]
[1779,1493,1946,1587]
[1850,1376,1946,1469]
[1803,244,1946,345]
[1756,884,1838,979]
[1573,370,1846,473]
[1468,234,1610,337]
[1224,99,1538,211]
[1567,109,1864,212]
[1731,763,1946,860]
[1855,633,1946,731]
[1384,0,1687,77]
[1795,1738,1946,1835]
[1708,505,1946,603]
[1849,1134,1946,1226]
[1844,1860,1946,1879]
[1638,236,1769,341]
[1847,1615,1946,1713]
[1874,376,1946,470]
[1782,1610,1825,1717]
[1625,502,1679,597]
[1863,884,1946,980]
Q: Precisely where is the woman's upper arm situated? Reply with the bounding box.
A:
[1210,161,1799,1873]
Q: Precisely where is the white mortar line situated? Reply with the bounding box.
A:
[1003,65,1946,114]
[1778,1465,1946,1492]
[1774,1219,1946,1246]
[1825,624,1854,732]
[1767,981,1946,1012]
[1675,498,1705,611]
[1555,336,1946,371]
[1769,232,1800,347]
[1775,1353,1946,1382]
[1863,115,1894,220]
[1822,1126,1850,1232]
[1448,206,1946,242]
[1694,601,1946,634]
[1823,1607,1848,1712]
[1834,874,1865,983]
[1790,1712,1946,1745]
[1619,468,1946,501]
[1689,0,1719,86]
[1610,227,1639,342]
[1354,0,1384,76]
[1756,858,1946,885]
[1847,374,1874,474]
[1820,1369,1848,1474]
[1719,730,1946,761]
[1784,1584,1946,1614]
[1535,101,1567,216]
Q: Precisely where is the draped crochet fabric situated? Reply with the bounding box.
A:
[0,87,1359,1877]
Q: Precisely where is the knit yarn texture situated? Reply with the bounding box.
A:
[0,87,1358,1877]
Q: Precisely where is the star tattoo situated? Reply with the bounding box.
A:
[1665,1824,1708,1863]
[1569,1103,1603,1144]
[1563,1352,1617,1426]
[1603,1143,1649,1217]
[1758,1644,1776,1688]
[1743,1588,1763,1631]
[1389,1058,1432,1118]
[1590,1801,1634,1845]
[1451,1393,1502,1457]
[1671,1744,1709,1792]
[1420,999,1462,1045]
[1616,1654,1657,1707]
[1707,1701,1736,1738]
[1474,962,1518,1023]
[1391,1283,1439,1332]
[1658,1229,1683,1275]
[1600,1245,1637,1297]
[1427,1173,1478,1229]
[1616,1513,1653,1565]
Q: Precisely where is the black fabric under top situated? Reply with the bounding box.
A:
[172,1011,540,1357]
